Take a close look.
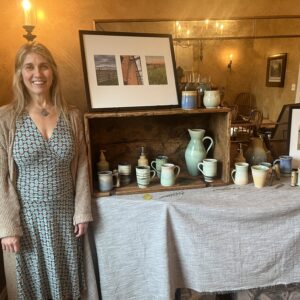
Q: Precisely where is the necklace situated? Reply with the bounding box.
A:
[40,108,50,117]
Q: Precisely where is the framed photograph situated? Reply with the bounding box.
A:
[265,53,287,87]
[288,106,300,168]
[79,30,180,111]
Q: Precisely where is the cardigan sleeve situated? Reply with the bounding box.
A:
[0,132,22,239]
[72,110,93,225]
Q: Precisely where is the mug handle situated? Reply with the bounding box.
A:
[273,159,279,166]
[174,166,180,178]
[231,169,236,183]
[197,162,204,175]
[150,170,156,180]
[203,136,214,154]
[112,170,120,187]
[150,161,157,171]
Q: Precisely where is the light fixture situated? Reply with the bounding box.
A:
[227,54,233,72]
[22,0,36,42]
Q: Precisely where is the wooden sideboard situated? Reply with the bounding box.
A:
[84,108,231,197]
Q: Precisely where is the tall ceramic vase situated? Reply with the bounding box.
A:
[185,129,214,176]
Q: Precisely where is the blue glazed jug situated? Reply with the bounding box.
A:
[185,129,214,176]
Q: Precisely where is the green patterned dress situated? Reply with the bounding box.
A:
[13,112,85,300]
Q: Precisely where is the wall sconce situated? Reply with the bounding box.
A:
[227,54,233,72]
[22,0,36,42]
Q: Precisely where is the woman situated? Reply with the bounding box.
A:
[0,42,93,299]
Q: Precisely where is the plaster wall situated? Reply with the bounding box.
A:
[0,0,300,114]
[252,38,300,121]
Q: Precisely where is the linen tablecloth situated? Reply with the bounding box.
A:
[91,180,300,300]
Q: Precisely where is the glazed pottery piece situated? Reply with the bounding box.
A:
[231,162,249,185]
[203,90,221,108]
[185,129,214,176]
[160,163,180,186]
[197,158,218,182]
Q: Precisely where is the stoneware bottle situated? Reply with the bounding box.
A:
[97,150,109,172]
[185,129,214,176]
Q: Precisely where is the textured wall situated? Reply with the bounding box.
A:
[0,0,300,114]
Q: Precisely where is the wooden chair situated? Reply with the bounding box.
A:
[234,93,257,121]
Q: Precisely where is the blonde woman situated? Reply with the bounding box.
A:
[0,42,92,299]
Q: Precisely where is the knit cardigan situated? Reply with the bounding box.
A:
[0,103,93,239]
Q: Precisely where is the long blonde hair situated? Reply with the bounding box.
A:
[12,42,68,120]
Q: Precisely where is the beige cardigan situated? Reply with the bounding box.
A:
[0,103,93,239]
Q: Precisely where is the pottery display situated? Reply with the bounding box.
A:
[203,90,221,108]
[185,129,214,176]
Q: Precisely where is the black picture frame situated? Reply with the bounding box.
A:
[288,106,300,168]
[265,53,287,87]
[79,30,180,111]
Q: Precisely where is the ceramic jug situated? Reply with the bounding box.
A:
[185,129,214,176]
[244,136,268,166]
[203,90,221,108]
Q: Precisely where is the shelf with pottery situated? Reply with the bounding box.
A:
[93,172,227,198]
[84,107,231,197]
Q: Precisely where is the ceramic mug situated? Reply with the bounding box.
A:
[273,155,293,176]
[151,155,168,178]
[136,166,156,188]
[231,162,249,185]
[98,170,119,192]
[197,158,218,182]
[118,162,132,186]
[251,165,269,188]
[181,91,197,110]
[160,163,180,186]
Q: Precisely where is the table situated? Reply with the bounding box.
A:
[90,179,300,300]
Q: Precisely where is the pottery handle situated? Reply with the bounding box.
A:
[273,159,280,166]
[174,166,180,178]
[231,169,236,184]
[150,161,157,171]
[202,136,214,154]
[197,162,204,175]
[150,170,156,180]
[112,170,120,188]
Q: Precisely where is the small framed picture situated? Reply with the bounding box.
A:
[79,30,180,111]
[265,53,287,87]
[288,106,300,168]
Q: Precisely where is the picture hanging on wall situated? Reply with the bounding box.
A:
[288,106,300,168]
[79,30,180,111]
[265,53,287,87]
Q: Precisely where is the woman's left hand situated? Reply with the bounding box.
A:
[74,222,89,238]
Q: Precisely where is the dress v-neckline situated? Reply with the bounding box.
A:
[25,111,60,142]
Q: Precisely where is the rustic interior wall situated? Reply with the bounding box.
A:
[252,38,300,121]
[0,0,299,113]
[0,0,300,293]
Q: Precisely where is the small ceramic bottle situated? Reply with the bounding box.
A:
[138,146,149,166]
[97,150,109,171]
[234,143,246,164]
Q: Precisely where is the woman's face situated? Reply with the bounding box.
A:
[21,52,53,100]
